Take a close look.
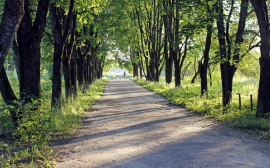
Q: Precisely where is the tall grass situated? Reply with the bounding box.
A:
[133,72,270,139]
[0,71,108,167]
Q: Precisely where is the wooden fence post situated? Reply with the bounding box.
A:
[239,94,241,110]
[250,94,253,111]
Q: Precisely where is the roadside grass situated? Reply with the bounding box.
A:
[133,73,270,139]
[0,76,108,167]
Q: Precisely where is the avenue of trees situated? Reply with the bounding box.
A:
[0,0,109,126]
[0,0,269,127]
[110,0,269,117]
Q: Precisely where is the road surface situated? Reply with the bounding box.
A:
[54,79,270,168]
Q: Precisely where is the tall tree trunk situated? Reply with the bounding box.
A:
[50,4,64,107]
[62,14,76,99]
[250,0,270,117]
[50,0,74,107]
[11,39,21,84]
[199,20,213,96]
[62,48,72,99]
[70,46,78,97]
[0,0,24,127]
[139,61,143,78]
[0,0,24,71]
[165,0,174,84]
[77,47,86,93]
[133,63,139,77]
[216,0,248,106]
[18,0,49,101]
[216,0,230,106]
[173,50,181,87]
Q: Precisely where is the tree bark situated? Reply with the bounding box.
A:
[50,4,64,107]
[0,0,24,72]
[250,0,270,117]
[70,46,78,97]
[216,0,249,106]
[62,14,76,99]
[216,0,230,106]
[11,39,21,84]
[50,0,74,107]
[77,46,86,92]
[133,63,139,77]
[200,19,213,96]
[18,0,50,100]
[0,68,18,124]
[62,48,72,99]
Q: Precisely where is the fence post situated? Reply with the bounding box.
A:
[239,94,241,110]
[250,94,253,111]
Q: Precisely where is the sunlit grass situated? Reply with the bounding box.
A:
[0,72,108,167]
[133,72,270,139]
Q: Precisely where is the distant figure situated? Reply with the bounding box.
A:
[123,72,126,79]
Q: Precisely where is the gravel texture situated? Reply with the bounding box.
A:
[54,79,270,168]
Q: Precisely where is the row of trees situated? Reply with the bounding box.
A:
[0,0,109,126]
[0,0,269,125]
[108,0,269,117]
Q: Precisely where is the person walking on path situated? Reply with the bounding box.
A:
[123,71,126,79]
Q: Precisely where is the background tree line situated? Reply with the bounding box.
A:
[0,0,269,127]
[0,0,111,127]
[108,0,269,118]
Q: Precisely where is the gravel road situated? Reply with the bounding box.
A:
[54,79,270,168]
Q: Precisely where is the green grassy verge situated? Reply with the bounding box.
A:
[0,78,108,168]
[133,76,270,139]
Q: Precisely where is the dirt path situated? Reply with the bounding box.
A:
[54,80,270,168]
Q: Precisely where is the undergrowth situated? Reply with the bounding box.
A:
[133,75,270,140]
[0,79,108,167]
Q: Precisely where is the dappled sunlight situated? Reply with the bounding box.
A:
[54,80,270,168]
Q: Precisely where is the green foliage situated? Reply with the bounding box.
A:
[0,78,108,167]
[133,74,270,139]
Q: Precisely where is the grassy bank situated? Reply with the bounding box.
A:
[0,78,108,167]
[133,75,270,139]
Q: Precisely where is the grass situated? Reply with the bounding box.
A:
[0,72,108,167]
[133,72,270,139]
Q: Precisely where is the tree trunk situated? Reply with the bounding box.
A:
[216,0,249,106]
[200,19,213,96]
[18,0,50,101]
[77,47,86,92]
[216,0,230,106]
[62,14,76,99]
[0,0,24,72]
[11,39,21,84]
[173,50,181,87]
[250,0,270,117]
[62,48,72,99]
[50,0,74,107]
[0,0,24,127]
[139,61,143,78]
[0,68,18,125]
[133,63,138,77]
[191,70,199,84]
[162,1,173,84]
[50,4,64,107]
[208,66,213,87]
[70,46,78,97]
